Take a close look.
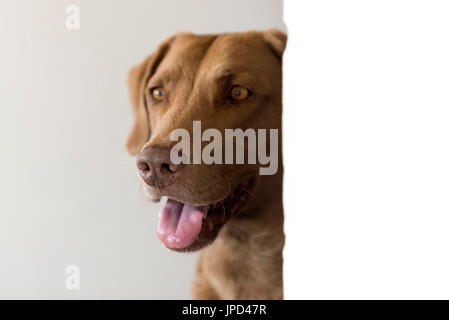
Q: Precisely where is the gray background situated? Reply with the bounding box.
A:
[0,0,284,299]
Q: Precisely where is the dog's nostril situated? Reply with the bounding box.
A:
[137,160,150,172]
[161,163,175,173]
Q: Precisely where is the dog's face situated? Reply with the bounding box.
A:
[127,30,286,252]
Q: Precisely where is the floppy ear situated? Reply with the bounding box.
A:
[263,28,287,60]
[126,39,173,155]
[126,56,152,155]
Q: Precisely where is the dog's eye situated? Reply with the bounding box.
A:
[151,87,165,101]
[229,86,249,101]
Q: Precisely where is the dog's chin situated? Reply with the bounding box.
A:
[148,176,257,252]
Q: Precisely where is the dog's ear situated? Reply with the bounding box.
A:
[263,28,287,60]
[126,55,152,155]
[126,38,173,155]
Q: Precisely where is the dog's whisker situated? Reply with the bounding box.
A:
[220,201,226,221]
[228,180,262,204]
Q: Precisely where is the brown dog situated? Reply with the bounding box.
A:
[126,29,286,299]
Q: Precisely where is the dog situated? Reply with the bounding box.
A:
[126,29,286,299]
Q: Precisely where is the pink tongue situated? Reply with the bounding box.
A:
[157,199,207,249]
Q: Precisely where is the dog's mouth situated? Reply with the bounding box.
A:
[156,177,256,251]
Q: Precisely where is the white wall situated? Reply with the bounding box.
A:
[0,0,284,299]
[284,0,449,299]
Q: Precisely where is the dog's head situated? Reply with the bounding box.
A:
[126,30,286,252]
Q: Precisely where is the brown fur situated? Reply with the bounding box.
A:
[126,29,286,299]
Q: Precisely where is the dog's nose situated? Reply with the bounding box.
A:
[136,147,184,187]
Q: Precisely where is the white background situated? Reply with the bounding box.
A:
[3,0,449,300]
[284,0,449,299]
